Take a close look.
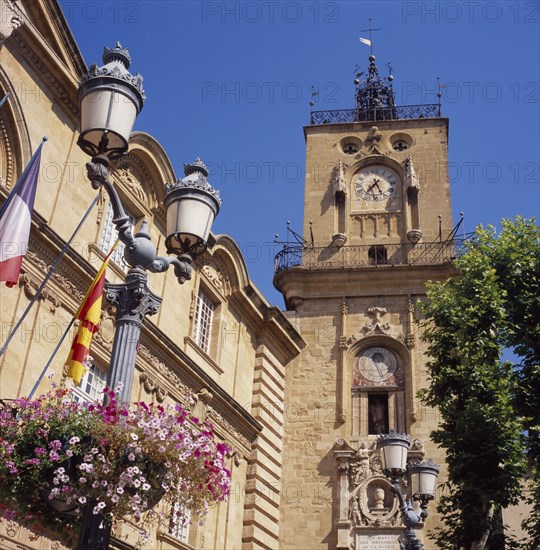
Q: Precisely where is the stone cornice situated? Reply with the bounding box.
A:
[38,0,87,77]
[229,287,305,364]
[11,24,80,120]
[274,263,457,306]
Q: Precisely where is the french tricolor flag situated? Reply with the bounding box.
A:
[0,140,45,287]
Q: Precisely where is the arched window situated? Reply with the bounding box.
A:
[351,346,405,437]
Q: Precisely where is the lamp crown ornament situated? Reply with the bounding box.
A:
[408,458,440,471]
[102,41,132,68]
[80,43,145,104]
[166,158,222,207]
[377,429,412,445]
[184,157,209,177]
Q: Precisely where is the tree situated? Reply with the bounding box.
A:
[419,217,540,549]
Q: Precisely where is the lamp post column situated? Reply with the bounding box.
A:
[377,431,439,550]
[76,41,222,550]
[105,267,162,403]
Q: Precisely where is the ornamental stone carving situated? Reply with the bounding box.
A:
[403,155,420,196]
[201,263,225,294]
[116,166,146,204]
[192,387,213,421]
[335,440,403,536]
[333,160,347,201]
[0,0,22,44]
[19,271,61,312]
[93,310,115,351]
[365,126,382,153]
[139,370,168,403]
[4,519,18,537]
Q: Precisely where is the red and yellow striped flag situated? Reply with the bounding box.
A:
[66,243,118,384]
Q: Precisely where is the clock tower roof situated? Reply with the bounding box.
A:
[354,54,397,118]
[309,22,442,125]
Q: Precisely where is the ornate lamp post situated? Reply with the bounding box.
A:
[75,43,222,549]
[377,431,440,550]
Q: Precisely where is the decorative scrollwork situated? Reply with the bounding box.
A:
[310,104,441,125]
[274,238,466,273]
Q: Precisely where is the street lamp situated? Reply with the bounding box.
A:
[75,43,222,549]
[377,431,440,550]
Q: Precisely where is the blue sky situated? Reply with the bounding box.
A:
[61,0,540,305]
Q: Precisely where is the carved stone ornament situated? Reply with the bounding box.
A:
[229,449,241,467]
[19,272,61,312]
[333,159,347,201]
[139,370,157,394]
[24,248,85,306]
[403,155,420,196]
[365,126,383,153]
[192,388,214,422]
[0,116,14,190]
[206,407,251,452]
[137,344,194,408]
[116,165,146,204]
[139,370,168,403]
[0,1,22,43]
[4,519,19,537]
[335,440,402,534]
[361,307,391,336]
[94,311,115,350]
[201,263,225,294]
[351,475,400,528]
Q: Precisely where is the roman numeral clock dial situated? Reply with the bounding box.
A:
[355,167,397,202]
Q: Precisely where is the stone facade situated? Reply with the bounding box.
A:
[0,1,304,548]
[274,103,455,547]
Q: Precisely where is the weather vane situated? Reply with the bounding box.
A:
[359,17,381,55]
[309,85,319,109]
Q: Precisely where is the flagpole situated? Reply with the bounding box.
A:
[29,239,118,398]
[0,192,100,357]
[0,137,47,219]
[27,317,75,399]
[0,93,11,109]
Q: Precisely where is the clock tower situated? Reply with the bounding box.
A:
[274,51,457,549]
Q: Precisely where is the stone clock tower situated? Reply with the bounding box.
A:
[274,53,457,549]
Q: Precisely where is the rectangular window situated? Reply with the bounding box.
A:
[193,291,215,354]
[169,502,191,543]
[100,201,135,269]
[368,393,389,435]
[368,245,388,265]
[72,363,107,403]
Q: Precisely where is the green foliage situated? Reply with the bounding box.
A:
[420,217,540,549]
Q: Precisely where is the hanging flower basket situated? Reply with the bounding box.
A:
[0,387,231,543]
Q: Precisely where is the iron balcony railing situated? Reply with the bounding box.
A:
[274,239,467,273]
[310,104,441,126]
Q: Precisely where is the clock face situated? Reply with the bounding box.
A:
[357,348,398,384]
[355,167,397,202]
